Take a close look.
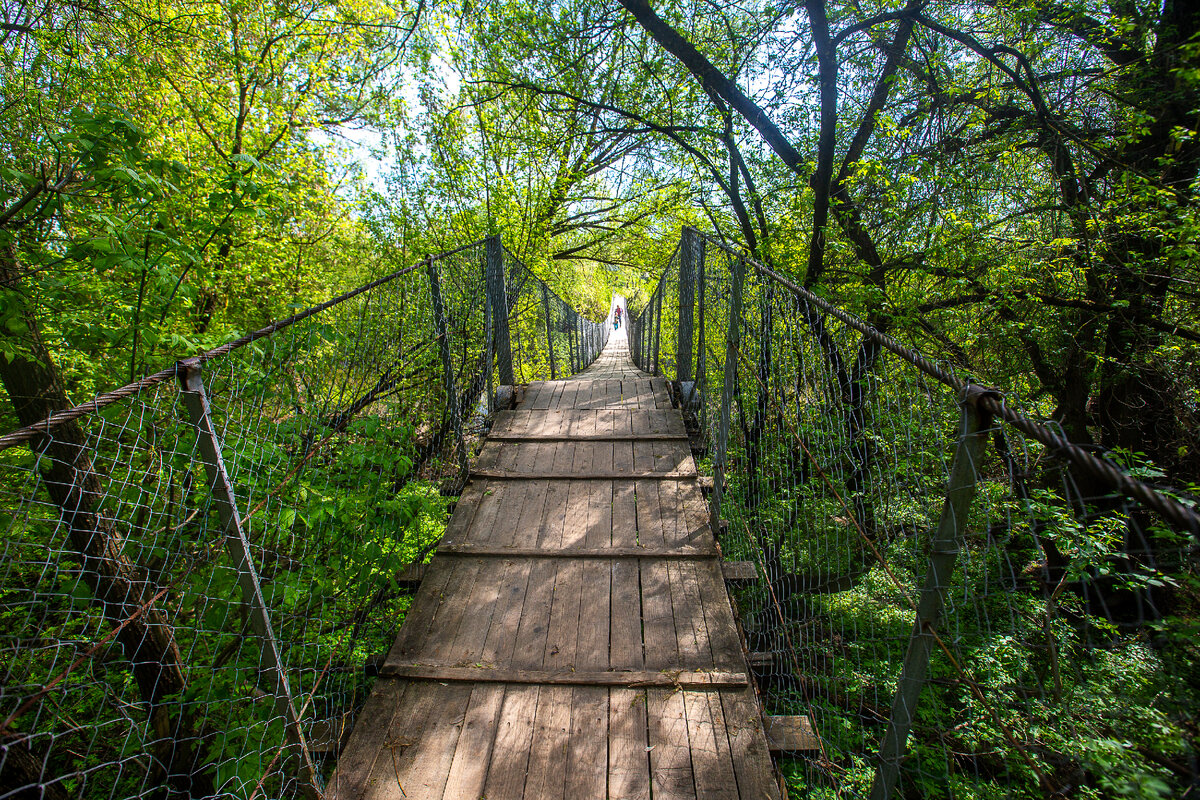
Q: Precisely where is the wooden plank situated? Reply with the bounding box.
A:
[422,557,485,663]
[571,438,595,474]
[369,682,473,800]
[537,479,571,547]
[608,688,651,800]
[523,685,572,799]
[647,688,697,799]
[530,381,554,410]
[470,468,695,479]
[384,559,457,664]
[481,685,540,799]
[695,560,746,672]
[481,558,535,666]
[632,439,656,471]
[490,409,682,438]
[766,715,822,752]
[611,480,637,549]
[722,561,758,584]
[326,680,406,799]
[684,690,739,800]
[377,664,749,687]
[465,478,524,546]
[635,479,665,549]
[672,560,714,669]
[566,686,609,799]
[576,559,612,671]
[613,440,635,474]
[551,438,576,475]
[508,477,549,549]
[512,557,558,668]
[560,480,592,549]
[640,559,678,670]
[440,480,488,546]
[441,683,506,799]
[609,559,644,671]
[584,480,613,549]
[720,688,784,800]
[434,545,717,558]
[453,478,504,546]
[445,557,511,664]
[544,558,585,671]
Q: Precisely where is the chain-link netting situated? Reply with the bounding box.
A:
[641,227,1199,799]
[503,246,609,383]
[0,235,600,799]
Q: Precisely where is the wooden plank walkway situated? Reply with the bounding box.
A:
[330,326,782,799]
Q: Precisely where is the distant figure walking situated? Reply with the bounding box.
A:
[614,305,623,329]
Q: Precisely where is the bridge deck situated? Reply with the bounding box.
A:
[330,328,781,799]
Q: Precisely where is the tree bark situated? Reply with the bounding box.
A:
[0,246,214,797]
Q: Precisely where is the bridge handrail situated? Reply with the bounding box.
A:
[0,238,486,452]
[698,230,1200,536]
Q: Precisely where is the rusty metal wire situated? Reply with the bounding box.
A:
[0,236,599,798]
[636,226,1199,799]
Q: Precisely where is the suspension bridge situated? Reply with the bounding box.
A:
[0,229,1196,799]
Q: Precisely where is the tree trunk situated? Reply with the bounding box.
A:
[0,246,214,797]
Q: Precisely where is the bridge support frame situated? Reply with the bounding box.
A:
[677,227,699,383]
[178,361,321,799]
[542,285,557,380]
[486,235,514,386]
[869,389,993,800]
[426,257,469,483]
[709,255,747,539]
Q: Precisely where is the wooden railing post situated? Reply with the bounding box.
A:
[542,284,557,380]
[426,257,468,481]
[677,228,697,383]
[486,235,514,386]
[709,256,747,538]
[869,389,992,800]
[178,361,320,799]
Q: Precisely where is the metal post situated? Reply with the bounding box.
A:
[678,228,697,383]
[696,238,707,419]
[709,256,747,537]
[869,389,993,800]
[427,258,468,481]
[542,285,557,380]
[178,361,320,797]
[485,235,514,386]
[652,287,663,376]
[569,312,578,374]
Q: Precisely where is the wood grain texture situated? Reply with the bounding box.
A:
[333,327,781,799]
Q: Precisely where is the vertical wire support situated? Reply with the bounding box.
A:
[652,285,664,376]
[542,284,557,380]
[178,361,321,799]
[709,255,748,538]
[569,311,579,374]
[486,235,514,386]
[426,257,468,483]
[677,228,697,383]
[869,390,993,800]
[696,238,708,432]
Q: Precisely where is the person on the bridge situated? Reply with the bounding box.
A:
[614,305,623,329]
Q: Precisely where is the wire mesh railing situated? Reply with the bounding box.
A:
[503,245,610,383]
[0,234,599,799]
[637,226,1200,799]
